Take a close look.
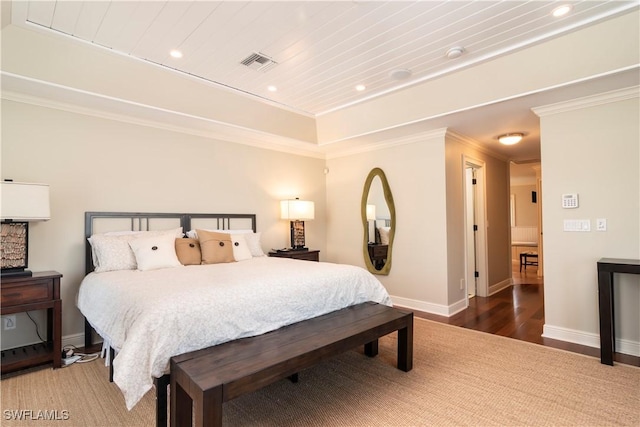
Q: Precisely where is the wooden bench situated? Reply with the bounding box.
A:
[170,302,413,427]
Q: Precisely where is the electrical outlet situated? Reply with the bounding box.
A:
[460,278,465,290]
[3,315,16,330]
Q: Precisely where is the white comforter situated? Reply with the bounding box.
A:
[77,257,391,409]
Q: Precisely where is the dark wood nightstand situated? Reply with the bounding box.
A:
[1,271,62,373]
[268,250,320,262]
[368,244,388,270]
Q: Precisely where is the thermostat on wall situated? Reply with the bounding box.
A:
[562,193,579,209]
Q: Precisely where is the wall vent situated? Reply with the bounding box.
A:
[240,52,277,72]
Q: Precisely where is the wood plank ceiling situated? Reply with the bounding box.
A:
[20,0,636,116]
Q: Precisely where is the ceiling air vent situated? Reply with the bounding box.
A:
[240,52,277,72]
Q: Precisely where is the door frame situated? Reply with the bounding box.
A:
[463,156,489,298]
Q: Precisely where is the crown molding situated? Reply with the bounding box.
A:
[533,85,639,117]
[325,128,448,159]
[1,72,325,159]
[446,130,509,162]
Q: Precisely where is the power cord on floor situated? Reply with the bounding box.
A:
[62,345,100,367]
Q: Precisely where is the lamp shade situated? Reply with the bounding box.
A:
[280,199,314,220]
[1,181,51,221]
[366,204,376,221]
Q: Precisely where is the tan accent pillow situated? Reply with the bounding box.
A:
[197,230,235,264]
[175,238,202,266]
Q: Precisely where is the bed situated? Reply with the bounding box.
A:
[77,211,392,415]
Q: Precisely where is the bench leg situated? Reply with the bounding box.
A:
[195,386,223,427]
[155,374,170,427]
[288,373,299,383]
[171,375,193,427]
[364,339,379,357]
[397,317,413,372]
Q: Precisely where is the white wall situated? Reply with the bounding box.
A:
[538,93,639,356]
[0,99,327,348]
[325,129,511,314]
[511,185,538,227]
[445,133,512,301]
[326,131,450,313]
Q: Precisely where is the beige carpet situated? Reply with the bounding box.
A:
[2,318,638,426]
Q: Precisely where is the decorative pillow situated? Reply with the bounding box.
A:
[229,234,252,261]
[88,234,138,272]
[378,227,391,245]
[197,230,235,264]
[88,227,183,272]
[186,229,264,257]
[175,238,202,266]
[128,233,182,271]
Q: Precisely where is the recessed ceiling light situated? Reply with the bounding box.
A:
[446,46,464,59]
[267,85,277,92]
[552,4,573,18]
[170,49,183,59]
[355,84,366,91]
[498,133,524,145]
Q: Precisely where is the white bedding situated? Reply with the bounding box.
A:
[77,256,392,410]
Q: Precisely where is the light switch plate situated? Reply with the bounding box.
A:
[563,219,591,232]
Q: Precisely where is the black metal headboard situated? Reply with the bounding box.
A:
[84,211,256,275]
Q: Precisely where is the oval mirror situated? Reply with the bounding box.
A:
[361,168,395,275]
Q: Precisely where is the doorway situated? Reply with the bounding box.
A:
[509,162,543,280]
[463,156,488,301]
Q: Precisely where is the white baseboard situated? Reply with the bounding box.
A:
[543,324,640,357]
[62,332,86,350]
[488,278,512,296]
[390,295,449,316]
[390,295,466,317]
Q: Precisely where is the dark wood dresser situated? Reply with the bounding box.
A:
[1,271,62,373]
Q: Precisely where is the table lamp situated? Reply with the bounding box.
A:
[280,198,314,250]
[1,181,51,277]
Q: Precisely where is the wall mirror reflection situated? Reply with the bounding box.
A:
[361,168,395,275]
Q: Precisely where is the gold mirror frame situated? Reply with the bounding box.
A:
[361,168,395,275]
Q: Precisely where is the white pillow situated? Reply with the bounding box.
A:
[128,233,182,271]
[378,227,391,245]
[88,227,182,272]
[229,234,253,261]
[187,229,264,257]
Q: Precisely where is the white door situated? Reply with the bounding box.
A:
[463,156,488,298]
[465,167,477,298]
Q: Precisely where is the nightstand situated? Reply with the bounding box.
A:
[368,244,388,270]
[268,250,320,262]
[1,271,62,373]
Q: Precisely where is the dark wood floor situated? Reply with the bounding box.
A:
[407,263,640,367]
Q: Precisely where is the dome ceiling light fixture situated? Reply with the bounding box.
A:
[446,46,464,59]
[498,133,524,145]
[389,68,412,80]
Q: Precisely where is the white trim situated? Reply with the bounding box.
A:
[390,295,468,317]
[533,85,640,117]
[447,130,509,162]
[461,155,489,297]
[488,278,513,296]
[62,332,86,350]
[1,72,325,160]
[325,128,448,159]
[543,324,640,357]
[391,295,448,317]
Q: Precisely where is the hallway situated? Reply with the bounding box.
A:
[411,265,640,366]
